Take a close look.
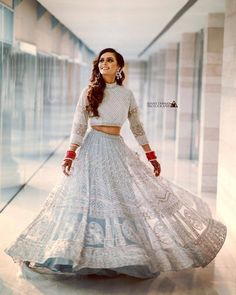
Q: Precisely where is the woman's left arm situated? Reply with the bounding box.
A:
[141,143,152,152]
[127,90,161,176]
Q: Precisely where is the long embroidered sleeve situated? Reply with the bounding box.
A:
[69,87,89,146]
[128,90,149,146]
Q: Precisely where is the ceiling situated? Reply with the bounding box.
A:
[38,0,225,61]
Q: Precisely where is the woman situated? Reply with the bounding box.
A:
[4,48,227,280]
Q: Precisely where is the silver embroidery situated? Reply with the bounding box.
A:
[4,129,227,278]
[70,87,89,146]
[128,93,149,146]
[75,123,87,137]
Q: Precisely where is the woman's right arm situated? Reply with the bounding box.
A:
[69,87,89,148]
[62,87,89,176]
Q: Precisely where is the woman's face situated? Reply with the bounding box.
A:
[98,52,120,78]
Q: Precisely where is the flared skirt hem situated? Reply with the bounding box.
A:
[5,128,227,280]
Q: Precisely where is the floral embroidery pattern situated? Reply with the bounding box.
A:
[5,129,227,278]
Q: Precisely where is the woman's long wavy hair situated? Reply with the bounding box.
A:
[86,48,125,117]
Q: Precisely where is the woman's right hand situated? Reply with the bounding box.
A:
[61,159,73,176]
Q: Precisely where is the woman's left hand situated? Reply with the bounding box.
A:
[150,160,161,177]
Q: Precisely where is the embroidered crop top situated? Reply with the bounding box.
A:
[69,81,149,146]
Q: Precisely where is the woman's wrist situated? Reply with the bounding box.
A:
[145,150,157,161]
[62,150,77,163]
[69,143,79,152]
[141,143,152,152]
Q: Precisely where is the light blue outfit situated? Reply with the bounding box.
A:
[4,82,227,279]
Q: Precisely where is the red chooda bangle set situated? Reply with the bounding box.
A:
[145,150,157,162]
[64,150,76,161]
[63,150,157,162]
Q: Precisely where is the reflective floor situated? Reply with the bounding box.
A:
[0,125,234,295]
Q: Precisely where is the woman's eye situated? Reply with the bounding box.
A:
[99,58,114,63]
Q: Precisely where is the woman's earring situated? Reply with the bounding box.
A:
[97,72,101,79]
[116,69,122,80]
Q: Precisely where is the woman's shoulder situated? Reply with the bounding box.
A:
[118,84,133,97]
[81,85,90,94]
[81,83,132,98]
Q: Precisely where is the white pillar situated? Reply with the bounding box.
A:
[163,43,178,140]
[176,33,196,159]
[217,0,236,226]
[198,13,225,193]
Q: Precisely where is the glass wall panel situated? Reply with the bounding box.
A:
[3,6,13,44]
[0,5,3,41]
[0,6,90,211]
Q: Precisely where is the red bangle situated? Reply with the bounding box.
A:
[65,150,76,160]
[145,150,157,161]
[145,150,152,153]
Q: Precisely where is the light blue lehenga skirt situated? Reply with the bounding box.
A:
[4,128,227,279]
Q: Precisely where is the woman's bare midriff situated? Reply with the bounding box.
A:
[91,125,121,136]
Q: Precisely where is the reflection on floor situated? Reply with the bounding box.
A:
[0,130,234,295]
